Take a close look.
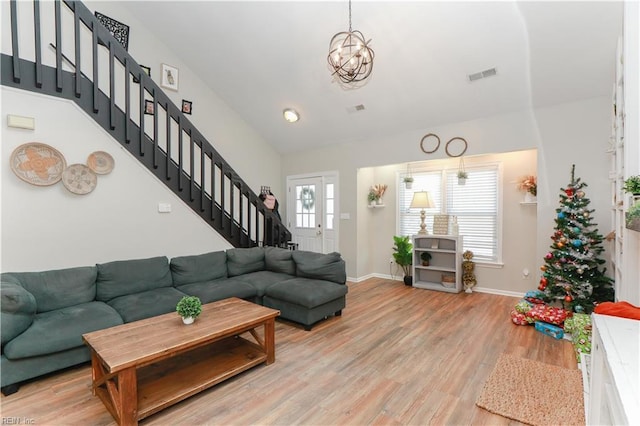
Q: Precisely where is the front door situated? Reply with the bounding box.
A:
[287,174,338,254]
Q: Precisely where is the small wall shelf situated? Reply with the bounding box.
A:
[367,204,385,209]
[520,201,537,205]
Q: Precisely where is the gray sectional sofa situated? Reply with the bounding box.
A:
[0,247,347,395]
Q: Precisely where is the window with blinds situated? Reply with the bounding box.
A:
[399,165,500,262]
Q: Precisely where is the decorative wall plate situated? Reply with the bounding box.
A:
[87,151,115,174]
[10,142,67,186]
[62,164,98,195]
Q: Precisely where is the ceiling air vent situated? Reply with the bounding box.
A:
[346,104,366,114]
[468,67,497,82]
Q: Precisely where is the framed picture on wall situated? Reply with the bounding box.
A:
[182,100,192,115]
[160,63,179,91]
[433,214,450,235]
[144,99,154,115]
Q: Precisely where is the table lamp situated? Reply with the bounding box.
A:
[410,191,435,234]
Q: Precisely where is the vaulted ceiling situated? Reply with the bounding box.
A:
[118,1,623,154]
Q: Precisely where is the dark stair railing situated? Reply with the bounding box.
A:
[1,0,291,248]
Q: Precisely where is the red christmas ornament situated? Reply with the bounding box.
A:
[545,252,553,260]
[565,188,574,197]
[538,283,547,291]
[564,294,573,303]
[540,277,548,285]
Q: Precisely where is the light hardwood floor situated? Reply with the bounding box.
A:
[1,278,578,425]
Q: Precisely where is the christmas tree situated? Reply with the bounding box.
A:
[538,165,614,313]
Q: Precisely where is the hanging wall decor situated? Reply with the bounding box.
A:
[161,63,179,91]
[182,100,192,115]
[10,142,67,186]
[62,164,97,195]
[420,133,441,154]
[144,100,154,115]
[94,12,130,51]
[87,151,115,175]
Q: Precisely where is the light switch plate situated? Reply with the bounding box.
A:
[7,114,35,130]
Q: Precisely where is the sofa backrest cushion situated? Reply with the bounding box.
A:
[1,281,37,345]
[226,247,265,277]
[1,267,97,313]
[264,247,296,275]
[170,250,228,286]
[96,256,172,302]
[292,251,347,284]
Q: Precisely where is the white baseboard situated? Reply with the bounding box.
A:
[349,277,526,298]
[472,287,525,298]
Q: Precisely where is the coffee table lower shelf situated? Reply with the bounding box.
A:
[95,336,266,423]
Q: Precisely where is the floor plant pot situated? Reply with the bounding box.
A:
[182,316,194,325]
[403,276,413,286]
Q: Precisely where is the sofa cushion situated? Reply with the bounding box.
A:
[178,278,257,304]
[96,256,172,302]
[233,271,296,297]
[107,287,187,323]
[264,247,296,275]
[265,278,348,309]
[3,301,123,359]
[226,247,265,277]
[170,250,228,286]
[1,282,37,345]
[292,251,347,284]
[1,267,97,313]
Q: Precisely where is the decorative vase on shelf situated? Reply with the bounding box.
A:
[376,197,383,205]
[524,192,537,203]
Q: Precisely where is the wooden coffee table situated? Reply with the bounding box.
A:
[82,297,280,425]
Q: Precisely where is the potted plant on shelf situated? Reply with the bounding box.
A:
[420,251,432,266]
[176,296,202,324]
[623,175,640,196]
[517,175,538,203]
[626,201,640,232]
[392,235,413,286]
[367,189,378,207]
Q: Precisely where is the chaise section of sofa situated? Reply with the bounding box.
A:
[262,250,348,330]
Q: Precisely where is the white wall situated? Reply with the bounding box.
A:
[1,88,232,271]
[282,97,613,295]
[1,0,286,272]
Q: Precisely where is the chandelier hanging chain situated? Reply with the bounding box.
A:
[348,0,352,32]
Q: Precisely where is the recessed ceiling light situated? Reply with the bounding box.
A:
[283,109,299,123]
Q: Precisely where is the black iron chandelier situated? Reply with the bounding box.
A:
[327,0,375,84]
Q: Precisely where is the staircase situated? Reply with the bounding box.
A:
[1,0,291,248]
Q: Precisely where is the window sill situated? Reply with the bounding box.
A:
[475,261,504,269]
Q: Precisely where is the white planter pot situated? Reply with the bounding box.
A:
[458,178,466,185]
[376,197,383,205]
[524,192,537,203]
[182,316,194,325]
[405,181,413,189]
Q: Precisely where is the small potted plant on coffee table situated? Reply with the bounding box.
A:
[176,296,202,324]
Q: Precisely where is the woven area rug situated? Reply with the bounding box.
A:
[476,353,585,426]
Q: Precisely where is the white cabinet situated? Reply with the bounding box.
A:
[587,314,640,425]
[412,235,462,293]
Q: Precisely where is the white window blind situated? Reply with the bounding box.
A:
[399,166,499,262]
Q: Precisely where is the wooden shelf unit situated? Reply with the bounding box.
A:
[412,235,462,293]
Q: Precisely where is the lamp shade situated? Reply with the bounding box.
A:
[410,191,435,209]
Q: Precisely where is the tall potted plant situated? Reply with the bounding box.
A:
[392,235,413,286]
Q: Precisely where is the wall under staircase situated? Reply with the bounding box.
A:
[1,0,290,253]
